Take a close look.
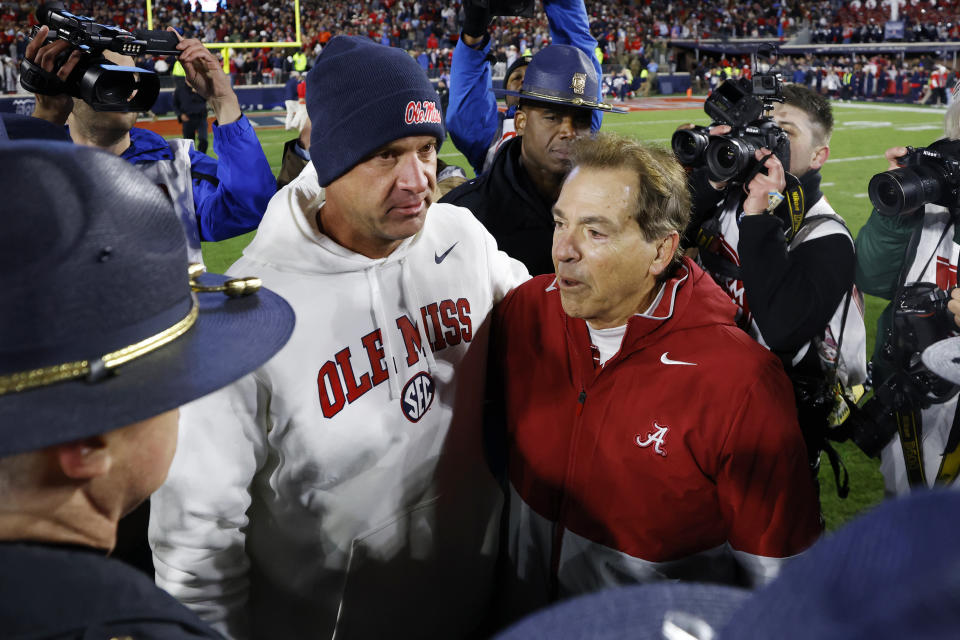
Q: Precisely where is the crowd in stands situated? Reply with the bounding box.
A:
[680,52,958,104]
[3,0,960,94]
[810,0,960,43]
[782,53,957,103]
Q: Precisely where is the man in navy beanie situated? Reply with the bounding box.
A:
[151,35,529,639]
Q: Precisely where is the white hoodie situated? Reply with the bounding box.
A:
[150,162,528,639]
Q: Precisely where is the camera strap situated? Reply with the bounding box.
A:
[697,190,743,282]
[938,234,960,484]
[776,172,806,242]
[889,217,958,487]
[821,271,854,499]
[18,58,69,97]
[894,406,928,487]
[784,212,858,497]
[934,405,960,484]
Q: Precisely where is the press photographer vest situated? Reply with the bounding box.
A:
[700,193,867,389]
[880,204,960,493]
[133,138,203,264]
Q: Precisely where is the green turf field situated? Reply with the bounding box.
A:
[194,102,951,530]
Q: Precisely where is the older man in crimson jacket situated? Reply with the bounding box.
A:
[492,133,822,625]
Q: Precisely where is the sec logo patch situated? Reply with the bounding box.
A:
[401,372,435,422]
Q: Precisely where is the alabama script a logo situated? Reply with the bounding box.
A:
[636,422,668,457]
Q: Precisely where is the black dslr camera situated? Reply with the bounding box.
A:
[672,66,789,184]
[868,139,960,216]
[20,4,181,112]
[468,0,536,17]
[879,282,959,406]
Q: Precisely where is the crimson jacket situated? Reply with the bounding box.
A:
[492,259,822,620]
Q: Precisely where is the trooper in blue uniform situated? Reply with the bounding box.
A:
[0,141,294,639]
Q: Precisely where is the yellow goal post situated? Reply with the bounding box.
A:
[145,0,304,71]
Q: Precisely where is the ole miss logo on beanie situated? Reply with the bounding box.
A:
[405,100,442,125]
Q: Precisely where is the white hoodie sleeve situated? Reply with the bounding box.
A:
[149,373,271,640]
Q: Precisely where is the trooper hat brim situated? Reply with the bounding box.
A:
[0,141,295,456]
[493,87,629,113]
[492,44,628,114]
[0,272,295,457]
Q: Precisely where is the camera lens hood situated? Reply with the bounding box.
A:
[868,167,938,217]
[671,128,710,167]
[706,136,754,184]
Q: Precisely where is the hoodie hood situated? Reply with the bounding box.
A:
[243,160,419,275]
[558,258,739,365]
[620,258,739,351]
[555,258,740,393]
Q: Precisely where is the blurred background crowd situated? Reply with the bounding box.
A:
[3,0,960,103]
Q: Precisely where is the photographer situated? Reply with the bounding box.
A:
[683,84,865,472]
[854,98,960,495]
[446,0,602,176]
[24,23,275,265]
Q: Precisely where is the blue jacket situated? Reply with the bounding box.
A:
[0,542,222,639]
[122,115,274,242]
[446,0,602,176]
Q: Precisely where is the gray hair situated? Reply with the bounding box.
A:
[569,133,691,282]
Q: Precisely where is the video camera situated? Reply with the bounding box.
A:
[19,4,181,112]
[672,52,789,184]
[467,0,536,17]
[868,139,960,216]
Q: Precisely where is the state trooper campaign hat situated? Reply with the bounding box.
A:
[0,141,295,457]
[496,44,626,113]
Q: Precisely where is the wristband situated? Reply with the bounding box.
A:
[767,190,785,212]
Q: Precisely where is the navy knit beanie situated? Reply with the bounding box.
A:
[307,36,446,187]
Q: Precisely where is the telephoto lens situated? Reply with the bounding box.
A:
[869,166,945,216]
[868,139,960,216]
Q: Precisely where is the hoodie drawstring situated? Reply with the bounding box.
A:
[367,258,437,401]
[400,257,438,375]
[366,266,403,400]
